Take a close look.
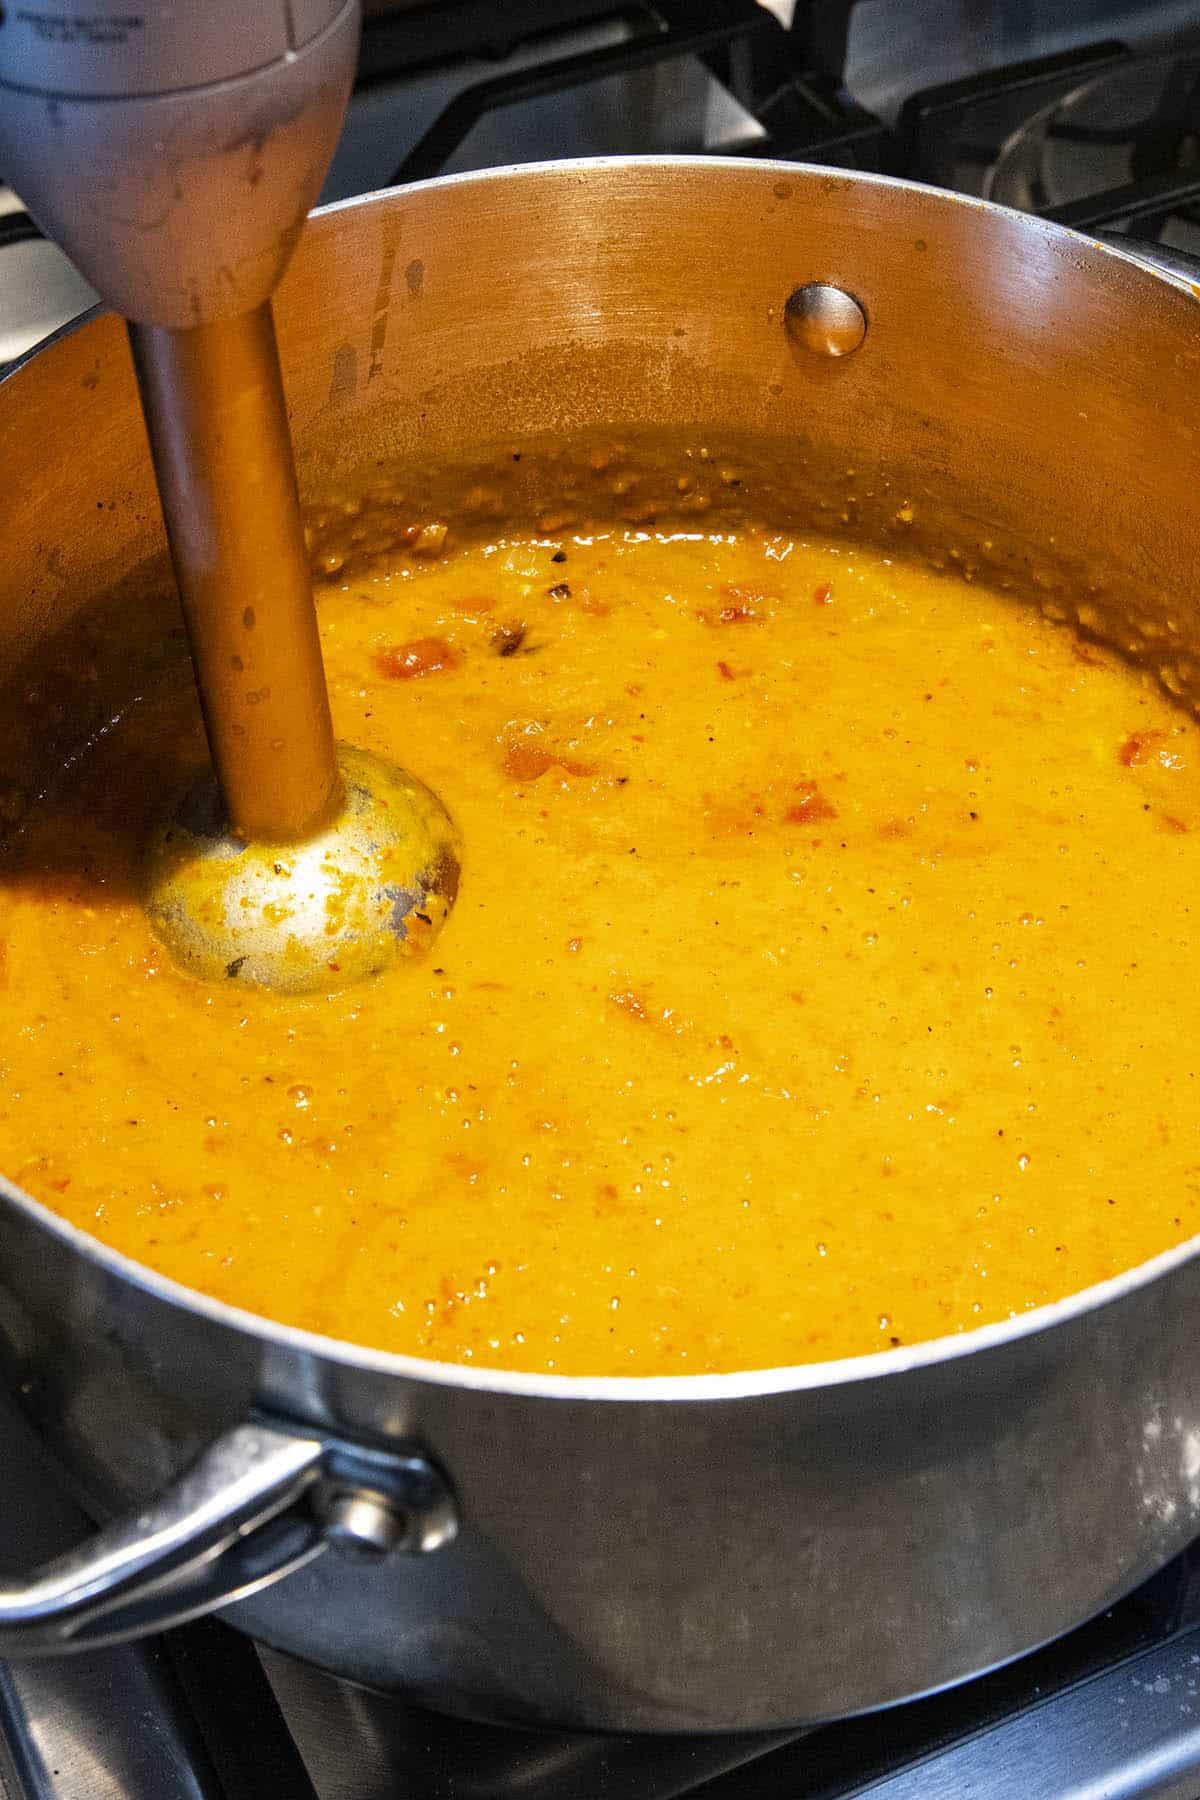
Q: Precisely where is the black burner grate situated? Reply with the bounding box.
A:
[371,0,890,185]
[354,2,1200,240]
[11,9,1200,247]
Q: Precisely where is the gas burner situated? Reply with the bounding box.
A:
[986,50,1200,242]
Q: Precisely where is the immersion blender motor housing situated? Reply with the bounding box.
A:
[0,2,360,330]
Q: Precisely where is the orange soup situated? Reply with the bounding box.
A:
[2,487,1198,1374]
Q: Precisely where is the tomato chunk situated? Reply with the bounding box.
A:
[375,637,461,680]
[785,782,838,824]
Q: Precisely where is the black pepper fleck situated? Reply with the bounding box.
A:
[492,622,527,657]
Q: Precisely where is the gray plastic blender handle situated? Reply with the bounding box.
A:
[0,0,361,327]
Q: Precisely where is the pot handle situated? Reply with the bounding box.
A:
[0,1416,457,1655]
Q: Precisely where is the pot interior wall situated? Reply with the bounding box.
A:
[1,162,1197,711]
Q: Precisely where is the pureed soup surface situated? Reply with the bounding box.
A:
[2,476,1199,1375]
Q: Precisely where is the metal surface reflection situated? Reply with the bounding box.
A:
[0,1394,218,1800]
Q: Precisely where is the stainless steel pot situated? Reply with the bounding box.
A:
[1,158,1199,1733]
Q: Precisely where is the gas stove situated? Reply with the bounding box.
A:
[6,3,1200,1796]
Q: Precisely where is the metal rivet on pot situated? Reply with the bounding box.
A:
[784,284,867,358]
[319,1487,411,1561]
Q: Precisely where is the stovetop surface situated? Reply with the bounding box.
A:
[6,3,1200,1795]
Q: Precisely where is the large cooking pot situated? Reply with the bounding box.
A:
[0,158,1199,1733]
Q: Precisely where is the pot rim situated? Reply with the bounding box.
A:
[4,1156,1194,1402]
[2,152,1187,390]
[2,154,1192,1406]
